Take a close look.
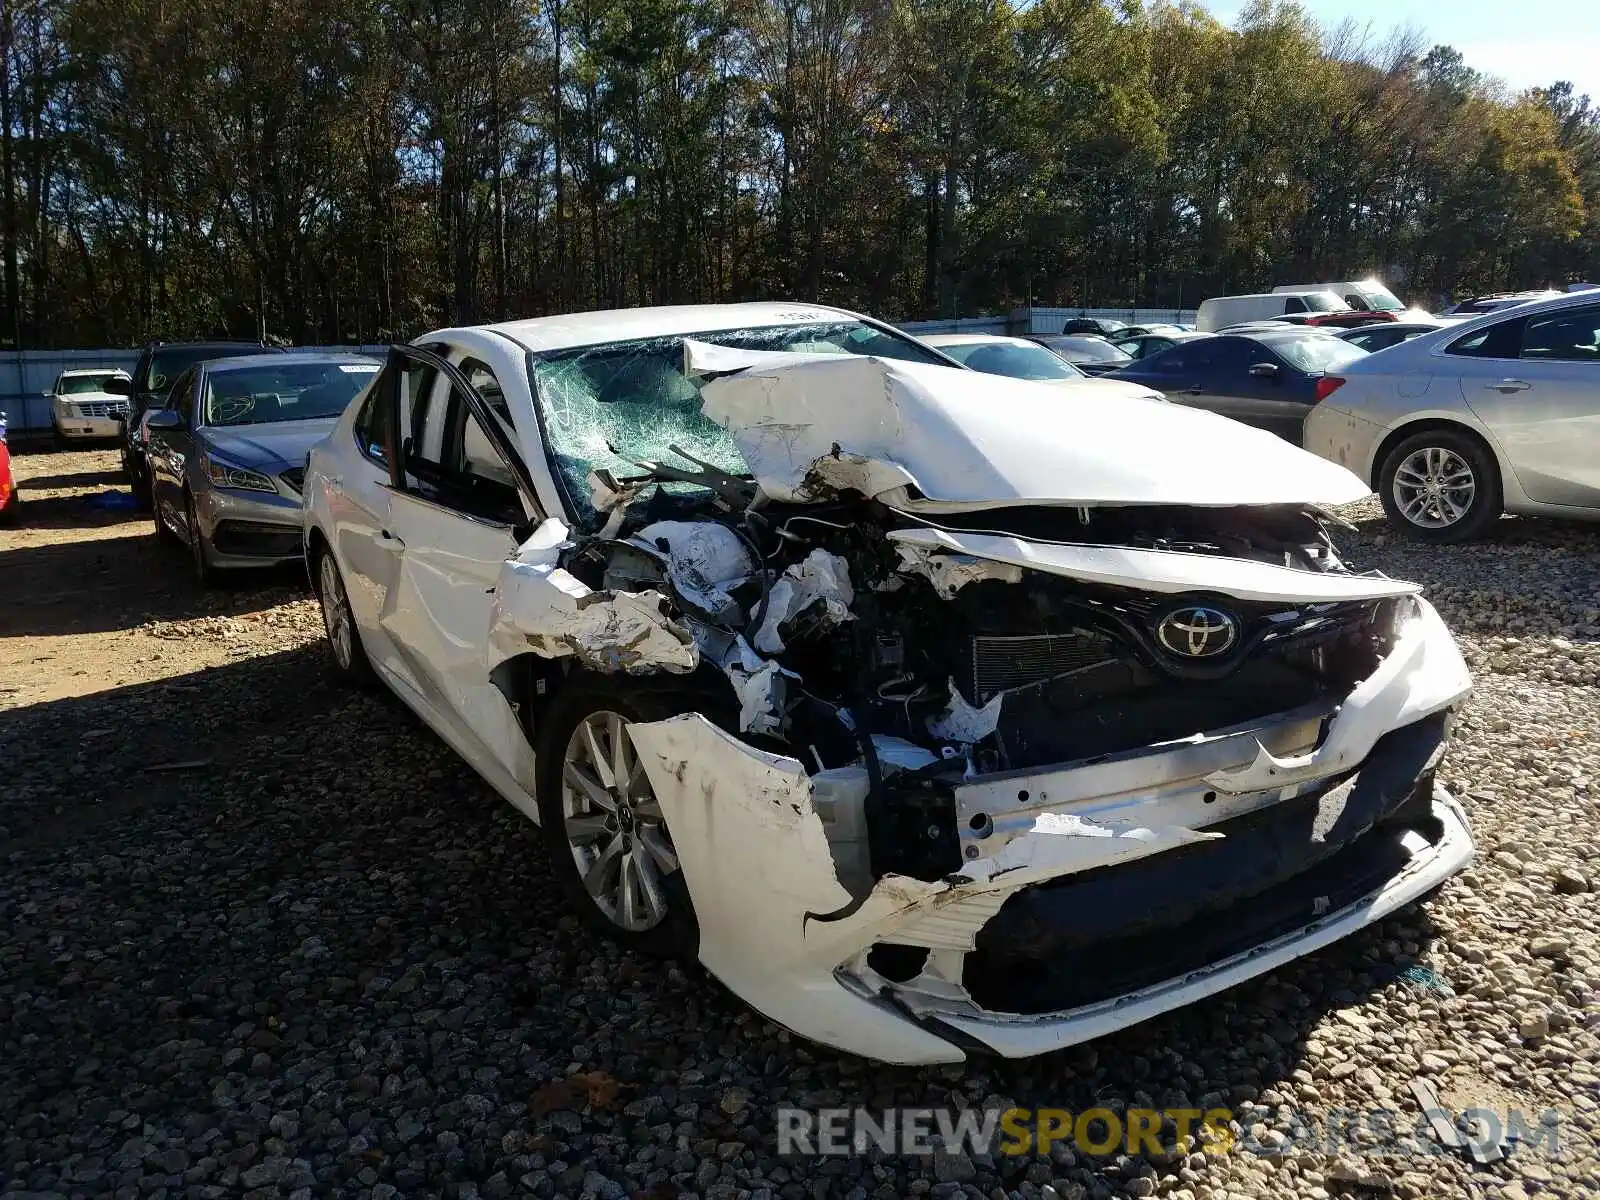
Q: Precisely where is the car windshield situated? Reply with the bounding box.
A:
[532,319,949,527]
[203,361,379,427]
[145,345,264,393]
[938,340,1082,381]
[59,373,122,395]
[1358,287,1405,312]
[1268,336,1368,373]
[1059,337,1132,364]
[1300,292,1348,313]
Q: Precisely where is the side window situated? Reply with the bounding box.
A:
[1344,293,1370,311]
[399,359,447,477]
[352,376,391,466]
[1206,340,1257,372]
[168,370,196,423]
[460,357,514,431]
[1521,306,1600,362]
[1283,297,1306,314]
[1447,318,1526,360]
[1152,345,1192,373]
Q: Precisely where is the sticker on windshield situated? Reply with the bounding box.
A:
[338,364,380,374]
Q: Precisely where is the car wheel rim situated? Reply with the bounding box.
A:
[561,710,676,933]
[318,555,354,670]
[1392,446,1475,529]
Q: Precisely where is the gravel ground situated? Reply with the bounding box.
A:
[2,449,1599,1200]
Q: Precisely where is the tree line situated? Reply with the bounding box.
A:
[0,0,1596,349]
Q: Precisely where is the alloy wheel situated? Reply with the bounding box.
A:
[560,710,677,933]
[318,553,355,671]
[1391,446,1476,530]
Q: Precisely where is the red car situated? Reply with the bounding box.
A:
[0,414,16,522]
[1288,309,1398,330]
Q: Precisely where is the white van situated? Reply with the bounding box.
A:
[1273,279,1404,314]
[1195,290,1347,332]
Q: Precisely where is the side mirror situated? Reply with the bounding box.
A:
[103,376,133,396]
[1248,362,1280,379]
[144,409,184,432]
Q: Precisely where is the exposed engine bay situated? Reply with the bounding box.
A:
[517,450,1407,890]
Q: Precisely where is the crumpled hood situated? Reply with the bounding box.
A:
[693,350,1370,511]
[202,418,338,470]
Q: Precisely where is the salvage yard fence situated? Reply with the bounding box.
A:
[1,308,1199,434]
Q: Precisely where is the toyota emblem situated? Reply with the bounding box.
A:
[1156,606,1238,658]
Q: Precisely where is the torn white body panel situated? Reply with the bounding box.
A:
[697,354,1372,511]
[751,549,855,653]
[895,542,1024,597]
[1205,597,1470,793]
[632,519,753,621]
[889,526,1422,603]
[486,517,699,675]
[926,680,1004,744]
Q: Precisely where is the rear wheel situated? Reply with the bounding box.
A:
[1378,428,1501,542]
[313,545,373,683]
[536,683,699,959]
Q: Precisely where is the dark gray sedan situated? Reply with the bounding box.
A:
[145,352,381,582]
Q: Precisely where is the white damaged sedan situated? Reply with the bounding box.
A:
[303,302,1474,1065]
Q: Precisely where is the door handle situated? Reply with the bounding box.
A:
[1486,379,1530,393]
[378,529,405,552]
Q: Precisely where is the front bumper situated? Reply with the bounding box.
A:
[195,484,305,567]
[53,405,125,439]
[627,596,1474,1065]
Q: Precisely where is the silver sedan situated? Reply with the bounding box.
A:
[1303,291,1600,540]
[145,352,381,583]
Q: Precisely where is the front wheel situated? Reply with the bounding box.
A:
[186,494,217,587]
[536,685,699,959]
[1378,429,1501,543]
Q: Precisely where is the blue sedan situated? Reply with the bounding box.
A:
[1105,328,1368,443]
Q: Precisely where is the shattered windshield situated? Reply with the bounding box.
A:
[531,320,949,527]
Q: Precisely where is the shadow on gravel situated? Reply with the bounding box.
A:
[0,489,150,533]
[15,466,127,491]
[0,626,1451,1200]
[0,532,304,636]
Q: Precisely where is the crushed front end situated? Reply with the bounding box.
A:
[492,351,1474,1064]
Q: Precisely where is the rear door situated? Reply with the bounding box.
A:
[379,345,545,790]
[1463,304,1600,507]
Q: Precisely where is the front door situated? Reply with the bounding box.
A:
[377,345,546,790]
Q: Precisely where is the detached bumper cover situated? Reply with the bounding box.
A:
[628,596,1473,1065]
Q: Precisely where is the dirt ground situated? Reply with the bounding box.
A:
[0,445,324,709]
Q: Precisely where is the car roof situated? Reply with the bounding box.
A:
[434,301,870,354]
[202,351,380,372]
[60,367,130,377]
[1204,290,1340,303]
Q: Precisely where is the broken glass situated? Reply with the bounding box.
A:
[530,320,948,528]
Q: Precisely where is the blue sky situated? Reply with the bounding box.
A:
[1200,1,1600,102]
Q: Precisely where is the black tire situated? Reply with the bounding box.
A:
[311,542,374,683]
[0,487,18,525]
[186,493,217,586]
[1377,428,1501,543]
[130,464,153,512]
[152,492,179,546]
[535,681,701,960]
